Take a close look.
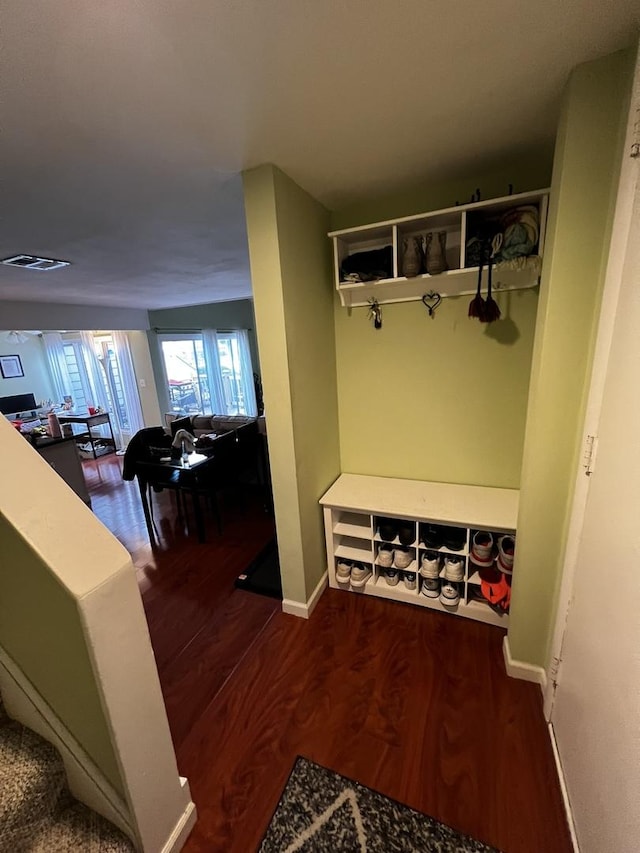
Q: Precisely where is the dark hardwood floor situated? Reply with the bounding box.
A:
[86,455,572,853]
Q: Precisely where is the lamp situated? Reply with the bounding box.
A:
[6,331,29,344]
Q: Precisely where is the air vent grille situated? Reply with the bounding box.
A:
[2,254,70,271]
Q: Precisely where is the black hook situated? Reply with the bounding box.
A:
[368,298,382,330]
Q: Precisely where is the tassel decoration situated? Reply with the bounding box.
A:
[483,256,501,323]
[468,257,486,320]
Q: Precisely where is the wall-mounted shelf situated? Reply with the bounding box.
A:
[328,189,549,308]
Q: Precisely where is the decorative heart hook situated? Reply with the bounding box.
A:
[422,291,442,317]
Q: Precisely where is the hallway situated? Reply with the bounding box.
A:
[86,457,571,853]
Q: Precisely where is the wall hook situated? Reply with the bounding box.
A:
[368,297,382,329]
[421,291,442,318]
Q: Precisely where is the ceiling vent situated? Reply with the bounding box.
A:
[2,254,70,271]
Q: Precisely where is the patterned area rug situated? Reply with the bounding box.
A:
[259,757,498,852]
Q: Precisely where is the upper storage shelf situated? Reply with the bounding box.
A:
[328,189,550,308]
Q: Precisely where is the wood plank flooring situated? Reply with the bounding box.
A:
[86,456,572,853]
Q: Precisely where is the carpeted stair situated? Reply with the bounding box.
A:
[0,697,135,852]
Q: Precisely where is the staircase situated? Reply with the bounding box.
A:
[0,698,135,852]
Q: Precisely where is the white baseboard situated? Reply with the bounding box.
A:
[282,570,328,619]
[0,645,136,845]
[160,782,197,853]
[502,636,548,693]
[548,722,580,852]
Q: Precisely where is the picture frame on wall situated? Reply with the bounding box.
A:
[0,354,25,379]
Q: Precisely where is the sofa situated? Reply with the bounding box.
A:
[164,413,268,496]
[164,412,258,438]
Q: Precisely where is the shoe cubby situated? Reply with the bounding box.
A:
[321,475,518,628]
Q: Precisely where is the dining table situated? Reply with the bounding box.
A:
[134,450,218,544]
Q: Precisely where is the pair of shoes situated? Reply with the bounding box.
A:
[470,530,495,566]
[479,566,512,610]
[378,545,409,568]
[336,560,371,588]
[420,552,464,582]
[420,524,466,551]
[496,535,515,573]
[378,544,413,569]
[383,568,417,589]
[420,577,461,606]
[378,518,415,545]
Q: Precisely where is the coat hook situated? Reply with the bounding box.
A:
[421,291,442,318]
[368,298,382,329]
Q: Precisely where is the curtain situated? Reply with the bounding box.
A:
[42,332,73,403]
[236,329,257,417]
[112,331,145,436]
[79,331,123,449]
[202,329,226,414]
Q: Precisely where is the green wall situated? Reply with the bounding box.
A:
[243,165,340,603]
[147,298,259,416]
[331,147,553,230]
[0,514,123,794]
[333,158,552,488]
[509,48,634,667]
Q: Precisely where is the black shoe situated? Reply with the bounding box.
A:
[398,522,415,546]
[421,524,443,549]
[442,527,466,551]
[378,518,398,542]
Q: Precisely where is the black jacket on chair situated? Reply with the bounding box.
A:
[122,427,171,481]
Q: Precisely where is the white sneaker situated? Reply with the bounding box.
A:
[443,555,464,582]
[497,535,515,573]
[393,548,413,569]
[420,551,440,578]
[470,530,494,566]
[403,571,417,590]
[350,563,371,588]
[336,560,351,584]
[440,581,460,606]
[377,544,394,567]
[384,568,400,586]
[421,577,440,598]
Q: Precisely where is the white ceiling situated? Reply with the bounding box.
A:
[1,1,638,310]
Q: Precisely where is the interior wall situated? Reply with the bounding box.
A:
[509,47,634,667]
[0,333,55,405]
[126,331,162,427]
[0,299,150,331]
[147,298,259,416]
[243,164,340,603]
[332,160,551,488]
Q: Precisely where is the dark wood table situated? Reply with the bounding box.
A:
[135,451,217,544]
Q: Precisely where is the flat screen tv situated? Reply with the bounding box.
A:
[0,392,37,416]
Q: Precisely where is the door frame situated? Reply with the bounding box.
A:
[543,46,640,721]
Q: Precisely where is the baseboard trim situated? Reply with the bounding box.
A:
[548,722,580,852]
[282,571,328,620]
[0,645,135,844]
[502,636,548,693]
[160,786,197,853]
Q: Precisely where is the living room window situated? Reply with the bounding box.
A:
[158,330,256,417]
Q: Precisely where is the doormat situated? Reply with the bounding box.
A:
[235,538,282,600]
[258,757,499,852]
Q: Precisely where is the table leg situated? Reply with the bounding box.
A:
[137,476,154,542]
